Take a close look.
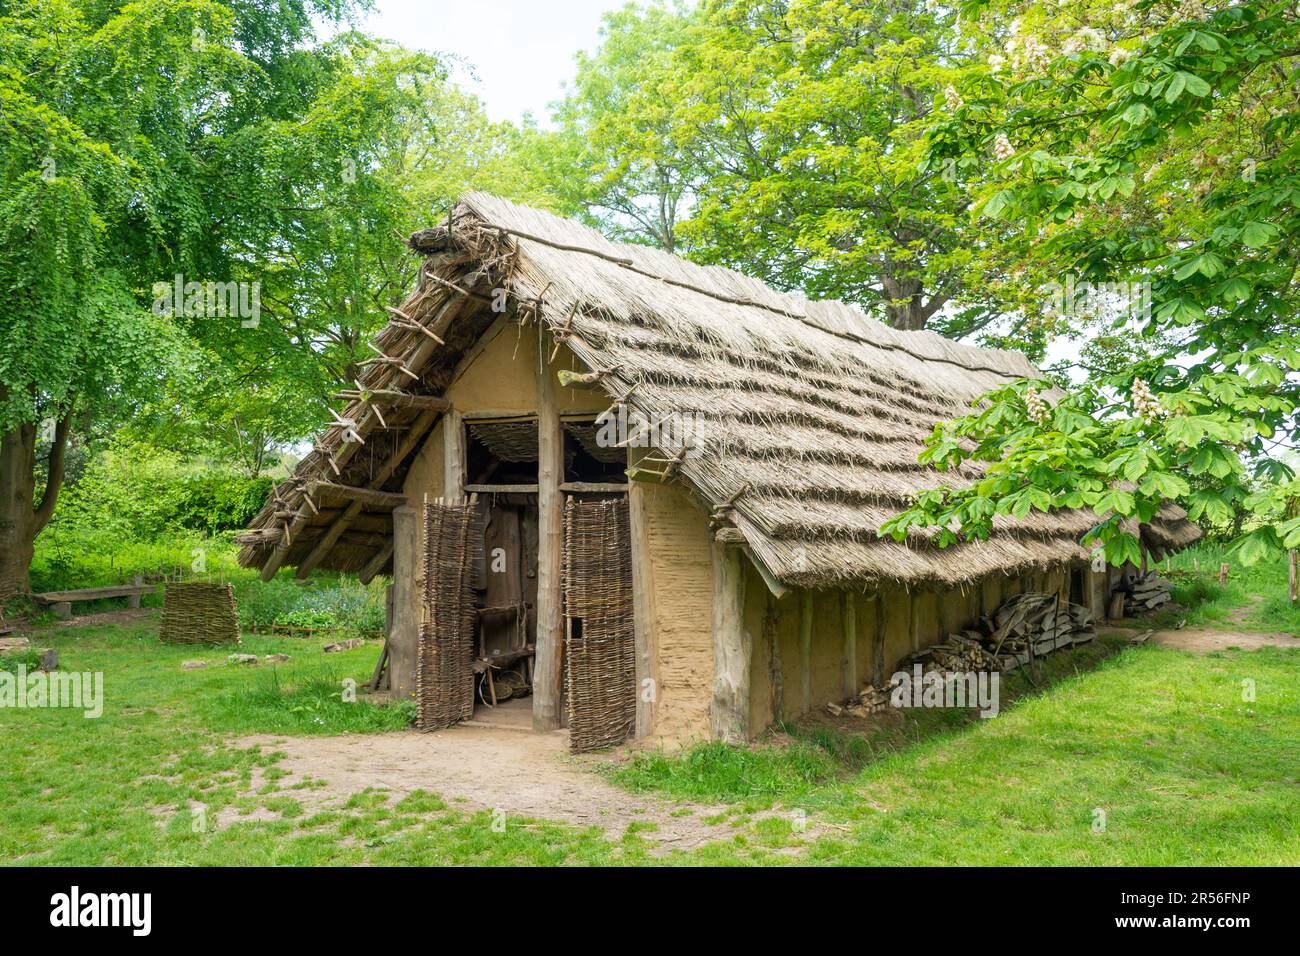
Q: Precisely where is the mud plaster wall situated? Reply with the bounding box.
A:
[746,571,1068,734]
[639,481,715,748]
[436,318,612,417]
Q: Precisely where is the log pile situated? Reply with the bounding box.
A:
[832,591,1095,718]
[1125,572,1173,614]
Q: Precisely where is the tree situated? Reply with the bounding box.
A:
[0,0,367,597]
[556,2,701,251]
[884,0,1300,566]
[124,37,578,477]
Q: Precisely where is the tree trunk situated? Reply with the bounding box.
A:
[0,422,39,600]
[0,411,72,601]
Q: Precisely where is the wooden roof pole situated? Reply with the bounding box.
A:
[294,406,443,580]
[260,266,479,582]
[358,540,396,585]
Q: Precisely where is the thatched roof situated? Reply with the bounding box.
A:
[238,192,1199,589]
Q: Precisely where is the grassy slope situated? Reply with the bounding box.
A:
[2,607,1296,865]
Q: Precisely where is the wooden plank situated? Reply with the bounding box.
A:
[292,406,441,580]
[560,482,629,493]
[465,483,539,494]
[710,541,749,743]
[532,350,564,732]
[800,590,813,714]
[36,585,151,603]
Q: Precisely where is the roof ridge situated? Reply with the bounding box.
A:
[459,192,1037,383]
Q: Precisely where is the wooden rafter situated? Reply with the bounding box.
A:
[293,405,443,580]
[259,265,482,582]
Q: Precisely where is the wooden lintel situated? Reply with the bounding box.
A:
[559,482,628,493]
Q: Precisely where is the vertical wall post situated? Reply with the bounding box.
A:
[841,592,857,700]
[389,504,419,702]
[799,590,813,713]
[629,478,657,738]
[443,409,465,500]
[533,354,564,731]
[710,542,750,743]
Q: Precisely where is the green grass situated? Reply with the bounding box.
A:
[608,636,1127,805]
[2,598,1297,865]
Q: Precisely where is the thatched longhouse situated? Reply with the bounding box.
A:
[238,193,1200,748]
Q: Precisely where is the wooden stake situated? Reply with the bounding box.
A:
[1219,562,1230,586]
[842,592,857,701]
[1289,550,1297,604]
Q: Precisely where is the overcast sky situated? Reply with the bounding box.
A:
[353,0,628,126]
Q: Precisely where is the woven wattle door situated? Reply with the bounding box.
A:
[563,497,636,753]
[415,497,479,731]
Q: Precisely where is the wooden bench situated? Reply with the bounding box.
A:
[34,577,153,620]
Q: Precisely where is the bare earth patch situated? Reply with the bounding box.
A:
[58,607,155,628]
[1150,628,1299,653]
[237,722,802,852]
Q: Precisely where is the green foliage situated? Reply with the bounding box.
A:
[233,576,386,633]
[886,0,1300,565]
[46,439,270,543]
[559,0,1052,343]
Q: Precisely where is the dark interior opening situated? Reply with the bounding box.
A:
[471,490,538,713]
[466,418,538,485]
[563,418,626,484]
[1070,566,1086,605]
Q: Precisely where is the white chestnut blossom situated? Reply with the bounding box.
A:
[993,132,1015,161]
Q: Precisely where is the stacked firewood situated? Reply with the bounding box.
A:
[1124,572,1173,614]
[831,591,1095,718]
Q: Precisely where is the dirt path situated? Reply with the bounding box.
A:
[1149,627,1298,653]
[238,723,797,853]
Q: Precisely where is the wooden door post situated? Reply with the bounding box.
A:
[533,355,564,731]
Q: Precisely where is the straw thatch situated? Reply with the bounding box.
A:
[238,192,1200,589]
